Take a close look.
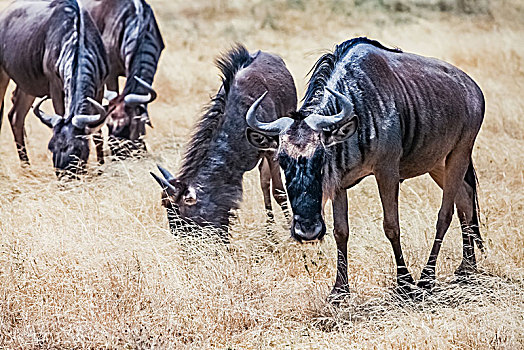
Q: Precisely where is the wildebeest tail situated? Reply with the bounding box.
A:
[0,101,4,133]
[464,157,484,252]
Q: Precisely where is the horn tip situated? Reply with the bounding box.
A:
[253,91,268,105]
[150,171,163,185]
[157,164,174,180]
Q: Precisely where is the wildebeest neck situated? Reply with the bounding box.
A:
[121,4,164,96]
[301,37,401,113]
[57,1,108,119]
[178,45,255,182]
[175,45,259,226]
[180,104,260,226]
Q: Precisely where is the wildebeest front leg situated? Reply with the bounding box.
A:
[259,157,274,223]
[329,189,350,302]
[93,130,105,166]
[419,149,473,291]
[375,171,416,298]
[8,88,35,165]
[268,156,289,221]
[106,74,119,93]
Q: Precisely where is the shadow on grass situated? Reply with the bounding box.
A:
[312,272,524,332]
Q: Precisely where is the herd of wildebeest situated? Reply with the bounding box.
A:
[0,0,486,301]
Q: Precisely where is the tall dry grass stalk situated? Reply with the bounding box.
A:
[0,0,523,348]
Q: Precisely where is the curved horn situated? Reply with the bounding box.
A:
[104,89,118,102]
[33,96,63,128]
[245,91,294,136]
[157,164,175,181]
[72,97,108,129]
[88,97,107,117]
[150,171,179,196]
[124,76,157,106]
[304,87,354,131]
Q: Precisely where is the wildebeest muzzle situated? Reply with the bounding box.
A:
[291,213,326,242]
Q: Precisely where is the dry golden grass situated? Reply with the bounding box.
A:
[0,0,523,348]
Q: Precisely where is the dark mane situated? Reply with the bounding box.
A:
[122,1,165,95]
[60,0,108,118]
[301,37,401,110]
[178,44,255,181]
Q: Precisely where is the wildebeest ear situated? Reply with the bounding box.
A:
[246,128,278,150]
[323,117,357,147]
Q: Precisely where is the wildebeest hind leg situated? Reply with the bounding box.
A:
[0,69,10,133]
[8,88,35,165]
[429,162,478,279]
[375,170,416,298]
[419,147,473,291]
[454,160,482,277]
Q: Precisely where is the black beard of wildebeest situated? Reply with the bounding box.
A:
[246,37,485,302]
[0,0,109,179]
[83,0,165,159]
[279,143,326,242]
[151,45,297,239]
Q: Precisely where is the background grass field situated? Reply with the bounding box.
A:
[0,0,523,348]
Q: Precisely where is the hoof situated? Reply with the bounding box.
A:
[416,278,435,295]
[454,261,477,277]
[394,270,418,301]
[394,282,420,302]
[417,267,436,292]
[328,287,350,306]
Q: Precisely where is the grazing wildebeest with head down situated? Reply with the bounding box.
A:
[0,0,109,177]
[151,45,296,238]
[83,0,165,158]
[246,37,485,300]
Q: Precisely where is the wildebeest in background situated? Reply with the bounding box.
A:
[84,0,165,159]
[246,37,485,300]
[151,45,297,239]
[0,0,109,178]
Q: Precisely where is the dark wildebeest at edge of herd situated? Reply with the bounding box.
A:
[0,0,109,178]
[245,37,485,300]
[0,0,164,178]
[151,45,296,239]
[83,0,164,159]
[0,0,486,304]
